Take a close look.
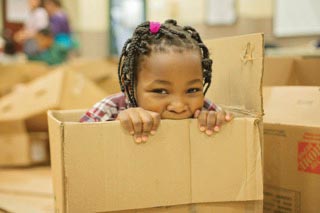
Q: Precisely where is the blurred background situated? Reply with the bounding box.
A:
[1,0,319,60]
[0,0,319,212]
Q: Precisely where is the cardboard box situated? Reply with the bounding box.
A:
[48,110,262,212]
[0,62,49,97]
[0,69,106,166]
[263,86,320,213]
[63,58,121,95]
[263,56,320,86]
[0,119,50,166]
[48,33,264,212]
[0,69,107,131]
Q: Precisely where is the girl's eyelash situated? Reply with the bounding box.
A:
[152,89,168,94]
[187,88,201,93]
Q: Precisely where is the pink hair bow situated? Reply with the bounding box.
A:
[149,21,161,34]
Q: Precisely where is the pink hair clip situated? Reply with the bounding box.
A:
[149,21,161,34]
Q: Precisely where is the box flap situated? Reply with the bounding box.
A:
[62,58,117,82]
[263,57,297,86]
[263,86,320,126]
[264,56,320,86]
[0,69,106,131]
[0,62,48,96]
[205,33,264,117]
[295,57,320,86]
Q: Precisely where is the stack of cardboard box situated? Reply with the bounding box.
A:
[48,33,264,212]
[0,69,106,166]
[263,56,320,212]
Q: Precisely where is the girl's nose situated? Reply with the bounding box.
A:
[167,99,187,113]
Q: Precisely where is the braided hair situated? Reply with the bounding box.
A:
[118,19,213,107]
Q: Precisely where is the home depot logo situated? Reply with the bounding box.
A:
[298,133,320,174]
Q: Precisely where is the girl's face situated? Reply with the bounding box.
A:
[136,50,204,119]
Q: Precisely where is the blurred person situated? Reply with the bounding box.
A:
[44,0,70,36]
[14,0,49,54]
[44,0,77,52]
[2,29,16,55]
[28,28,69,65]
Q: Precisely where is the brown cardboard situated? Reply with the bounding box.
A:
[263,56,320,86]
[0,62,49,97]
[0,69,106,131]
[48,33,264,213]
[0,123,49,166]
[263,86,320,213]
[48,110,262,213]
[62,58,121,95]
[205,33,264,116]
[0,166,54,212]
[0,69,106,166]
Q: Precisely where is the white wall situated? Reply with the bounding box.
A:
[77,0,108,32]
[238,0,273,18]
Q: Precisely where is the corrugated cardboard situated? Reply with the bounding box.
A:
[0,69,106,166]
[0,120,30,166]
[205,34,264,116]
[48,33,264,212]
[0,69,106,131]
[0,62,49,97]
[263,86,320,213]
[48,110,262,213]
[62,58,121,95]
[263,56,320,86]
[0,119,49,166]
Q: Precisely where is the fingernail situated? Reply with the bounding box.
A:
[205,130,213,135]
[194,110,200,118]
[200,126,206,132]
[142,135,148,142]
[135,137,142,143]
[151,130,156,135]
[214,126,220,132]
[226,114,231,121]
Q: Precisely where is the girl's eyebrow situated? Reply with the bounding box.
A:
[150,79,202,85]
[187,79,202,85]
[150,80,171,85]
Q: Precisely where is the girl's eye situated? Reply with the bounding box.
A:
[187,88,201,93]
[152,89,168,94]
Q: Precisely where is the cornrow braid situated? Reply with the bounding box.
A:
[118,19,213,107]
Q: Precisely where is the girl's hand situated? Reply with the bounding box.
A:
[117,107,160,143]
[194,109,233,136]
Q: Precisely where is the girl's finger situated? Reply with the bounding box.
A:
[118,111,134,135]
[128,110,143,143]
[215,111,226,132]
[193,109,201,118]
[139,110,154,142]
[206,111,217,135]
[198,110,208,132]
[149,111,161,135]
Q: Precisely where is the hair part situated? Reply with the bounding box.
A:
[118,19,213,107]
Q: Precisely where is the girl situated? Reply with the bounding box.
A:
[80,20,232,143]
